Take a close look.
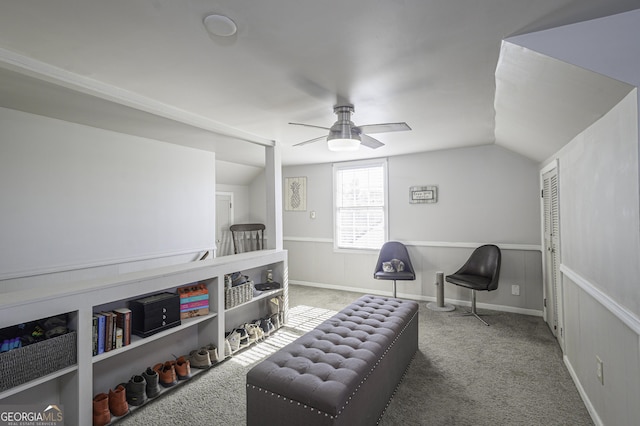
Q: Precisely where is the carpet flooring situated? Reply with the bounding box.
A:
[116,285,593,426]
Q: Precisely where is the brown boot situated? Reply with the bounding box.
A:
[108,384,129,417]
[174,356,192,380]
[153,362,177,387]
[92,393,110,426]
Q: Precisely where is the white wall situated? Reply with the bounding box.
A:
[215,171,272,252]
[559,92,640,316]
[512,11,640,425]
[547,91,640,426]
[217,172,268,226]
[249,170,268,225]
[0,107,216,290]
[217,183,251,223]
[283,144,543,314]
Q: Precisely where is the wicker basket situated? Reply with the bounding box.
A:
[0,331,77,392]
[225,282,254,309]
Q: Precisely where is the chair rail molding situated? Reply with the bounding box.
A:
[560,264,640,335]
[284,237,541,252]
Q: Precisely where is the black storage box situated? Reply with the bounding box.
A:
[129,292,181,338]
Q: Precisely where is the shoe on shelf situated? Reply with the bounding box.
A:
[189,348,212,369]
[225,330,241,353]
[245,323,263,343]
[270,313,281,330]
[173,356,192,380]
[268,296,281,317]
[122,375,147,406]
[93,393,111,426]
[224,338,232,358]
[142,367,161,398]
[258,317,275,337]
[153,362,178,388]
[251,320,265,341]
[234,327,250,348]
[202,343,220,363]
[243,323,257,345]
[108,384,129,417]
[254,318,266,338]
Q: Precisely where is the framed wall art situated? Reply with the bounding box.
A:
[410,185,438,204]
[285,177,307,211]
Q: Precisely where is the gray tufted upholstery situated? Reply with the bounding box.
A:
[246,295,418,426]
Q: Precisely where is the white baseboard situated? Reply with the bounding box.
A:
[290,280,543,317]
[564,355,603,426]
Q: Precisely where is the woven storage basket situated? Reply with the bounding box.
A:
[0,331,77,392]
[225,282,254,309]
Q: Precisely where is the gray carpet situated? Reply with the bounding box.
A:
[117,285,593,426]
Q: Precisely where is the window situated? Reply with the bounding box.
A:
[333,159,388,250]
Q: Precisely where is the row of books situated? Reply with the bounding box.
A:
[92,308,131,356]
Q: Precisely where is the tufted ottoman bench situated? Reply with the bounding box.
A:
[246,295,419,426]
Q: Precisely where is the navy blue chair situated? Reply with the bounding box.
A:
[373,241,416,298]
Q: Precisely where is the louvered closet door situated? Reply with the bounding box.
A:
[543,168,563,344]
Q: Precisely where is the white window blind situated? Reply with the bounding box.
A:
[334,159,387,250]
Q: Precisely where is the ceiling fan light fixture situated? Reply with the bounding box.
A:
[327,137,361,152]
[327,122,361,152]
[290,103,410,151]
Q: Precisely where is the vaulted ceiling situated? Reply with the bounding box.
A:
[0,1,638,184]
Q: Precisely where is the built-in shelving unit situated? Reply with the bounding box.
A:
[91,313,218,363]
[0,249,287,425]
[226,288,283,313]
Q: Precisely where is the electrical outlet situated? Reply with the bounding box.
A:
[596,356,604,385]
[310,211,316,219]
[511,284,520,296]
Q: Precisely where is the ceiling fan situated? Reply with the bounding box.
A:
[289,105,411,152]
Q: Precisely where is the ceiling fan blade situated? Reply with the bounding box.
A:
[360,134,385,149]
[293,135,327,147]
[357,122,411,134]
[289,122,331,131]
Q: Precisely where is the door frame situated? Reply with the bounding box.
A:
[540,159,564,350]
[215,191,234,256]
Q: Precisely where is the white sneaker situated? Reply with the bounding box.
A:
[225,331,241,353]
[224,339,232,358]
[246,323,262,343]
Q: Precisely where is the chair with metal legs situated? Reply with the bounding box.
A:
[446,244,501,326]
[373,241,416,298]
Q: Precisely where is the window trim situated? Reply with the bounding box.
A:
[332,158,389,252]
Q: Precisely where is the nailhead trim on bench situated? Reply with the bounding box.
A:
[246,306,418,420]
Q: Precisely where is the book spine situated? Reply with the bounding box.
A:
[92,315,98,356]
[177,284,208,298]
[125,311,131,346]
[97,314,105,354]
[111,312,117,350]
[179,294,209,304]
[115,327,123,349]
[180,300,210,310]
[114,309,132,346]
[102,312,113,352]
